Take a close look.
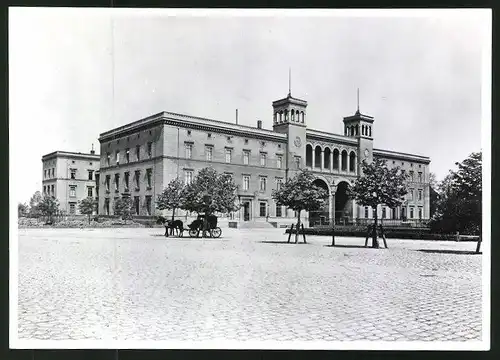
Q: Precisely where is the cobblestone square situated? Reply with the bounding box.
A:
[16,228,483,342]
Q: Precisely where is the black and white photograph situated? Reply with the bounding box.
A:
[9,8,491,350]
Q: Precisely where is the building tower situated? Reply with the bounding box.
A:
[272,71,308,178]
[342,90,374,174]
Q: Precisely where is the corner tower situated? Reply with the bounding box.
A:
[343,99,374,174]
[272,89,307,178]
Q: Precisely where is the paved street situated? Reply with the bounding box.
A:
[16,228,482,342]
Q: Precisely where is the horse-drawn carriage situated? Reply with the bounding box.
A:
[188,213,222,238]
[156,213,222,238]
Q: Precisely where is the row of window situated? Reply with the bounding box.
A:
[43,185,55,195]
[103,195,153,216]
[363,206,424,220]
[104,169,153,193]
[184,170,283,192]
[408,188,424,201]
[345,124,371,137]
[185,142,284,168]
[407,171,424,183]
[44,168,55,179]
[67,185,95,198]
[106,142,153,167]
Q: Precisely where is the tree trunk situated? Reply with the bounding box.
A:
[170,207,176,236]
[372,206,379,248]
[295,210,301,244]
[171,208,176,223]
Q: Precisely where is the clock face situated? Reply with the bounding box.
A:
[364,149,370,157]
[294,136,302,148]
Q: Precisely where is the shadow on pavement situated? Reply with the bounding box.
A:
[417,249,481,255]
[324,244,385,249]
[259,241,311,245]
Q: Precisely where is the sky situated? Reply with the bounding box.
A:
[9,8,490,204]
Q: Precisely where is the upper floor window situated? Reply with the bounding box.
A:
[134,170,141,189]
[147,142,153,158]
[418,172,423,182]
[69,185,76,197]
[259,176,267,192]
[88,170,94,181]
[52,168,55,177]
[409,170,414,181]
[106,153,111,166]
[146,168,152,188]
[260,153,267,167]
[114,174,120,192]
[277,155,283,169]
[116,150,120,165]
[225,148,232,163]
[44,169,47,179]
[243,175,250,191]
[136,145,141,161]
[105,175,111,191]
[185,170,193,185]
[276,178,283,190]
[126,148,130,163]
[185,143,193,159]
[418,189,423,201]
[243,151,250,165]
[87,186,93,197]
[205,146,213,161]
[70,168,76,180]
[409,188,414,201]
[295,156,301,169]
[124,172,130,191]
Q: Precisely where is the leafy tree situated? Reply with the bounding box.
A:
[18,202,28,218]
[37,195,60,223]
[28,191,43,217]
[348,158,408,248]
[113,196,134,220]
[78,197,98,224]
[182,167,240,216]
[430,152,481,235]
[156,177,186,222]
[429,172,438,190]
[272,169,329,243]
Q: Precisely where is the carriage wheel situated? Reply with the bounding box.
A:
[211,227,222,238]
[189,229,198,238]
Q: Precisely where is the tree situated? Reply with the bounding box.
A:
[18,202,28,218]
[348,158,408,248]
[156,177,186,222]
[78,197,98,224]
[113,197,134,220]
[272,169,329,243]
[430,152,481,235]
[182,167,240,216]
[28,191,43,217]
[37,195,60,223]
[429,172,438,190]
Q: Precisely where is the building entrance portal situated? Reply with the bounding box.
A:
[243,201,251,221]
[309,179,330,227]
[335,181,353,224]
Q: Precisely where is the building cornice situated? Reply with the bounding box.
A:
[42,151,100,161]
[272,95,308,107]
[306,129,358,146]
[98,111,288,143]
[343,112,375,123]
[373,148,431,164]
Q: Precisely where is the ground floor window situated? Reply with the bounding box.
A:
[276,204,282,217]
[409,207,414,219]
[418,206,423,219]
[104,198,110,215]
[145,196,152,216]
[382,206,386,219]
[134,196,140,215]
[364,206,369,218]
[69,202,76,215]
[259,202,267,217]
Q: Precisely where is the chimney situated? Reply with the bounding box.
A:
[235,109,238,125]
[257,120,262,129]
[90,143,95,155]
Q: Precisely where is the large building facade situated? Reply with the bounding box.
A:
[96,91,431,226]
[41,150,100,215]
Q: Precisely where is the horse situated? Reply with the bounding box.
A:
[156,216,185,237]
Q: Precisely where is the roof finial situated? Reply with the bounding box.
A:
[288,67,291,97]
[356,88,360,115]
[91,143,94,151]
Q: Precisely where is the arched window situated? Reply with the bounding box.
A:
[301,111,305,123]
[284,110,289,122]
[362,125,365,135]
[332,148,340,170]
[291,109,295,122]
[305,144,313,168]
[324,147,331,170]
[314,146,322,169]
[355,125,359,136]
[369,126,372,137]
[341,150,348,171]
[349,151,356,172]
[279,111,283,123]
